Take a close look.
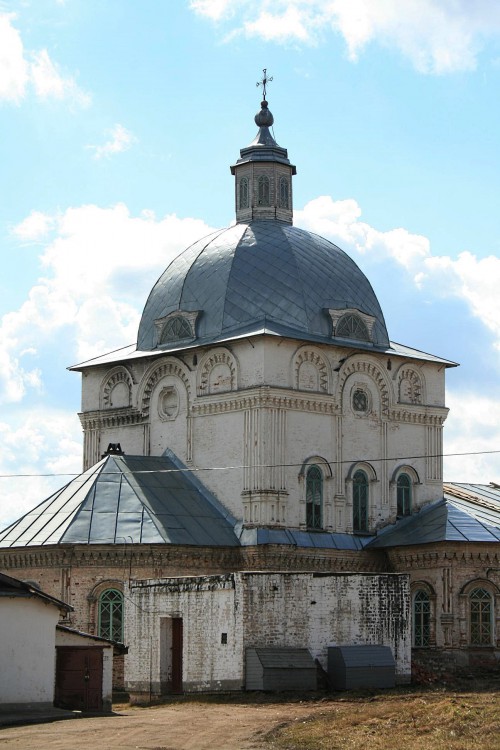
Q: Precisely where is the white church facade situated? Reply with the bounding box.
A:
[1,84,500,696]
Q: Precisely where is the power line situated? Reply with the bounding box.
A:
[0,448,499,479]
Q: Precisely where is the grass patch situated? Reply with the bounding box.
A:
[266,690,500,750]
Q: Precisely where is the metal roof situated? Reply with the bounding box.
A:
[136,220,391,352]
[0,453,239,548]
[367,482,500,548]
[0,571,72,611]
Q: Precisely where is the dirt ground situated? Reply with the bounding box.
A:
[0,698,328,750]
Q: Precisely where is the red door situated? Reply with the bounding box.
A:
[171,618,183,694]
[55,647,103,711]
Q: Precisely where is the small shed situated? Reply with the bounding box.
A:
[55,626,126,712]
[327,645,395,690]
[246,647,317,691]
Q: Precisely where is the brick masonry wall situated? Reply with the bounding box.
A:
[124,570,410,697]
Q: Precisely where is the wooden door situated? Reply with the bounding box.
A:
[55,647,103,711]
[171,617,183,694]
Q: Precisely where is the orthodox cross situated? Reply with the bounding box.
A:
[256,68,273,99]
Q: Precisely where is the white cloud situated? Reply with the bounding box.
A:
[0,12,90,105]
[1,204,214,403]
[12,210,55,242]
[0,408,82,528]
[191,0,500,74]
[296,195,500,355]
[444,391,500,483]
[296,195,430,269]
[30,48,90,107]
[88,124,137,160]
[0,12,28,102]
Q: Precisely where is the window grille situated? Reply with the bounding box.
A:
[239,177,249,209]
[397,473,412,516]
[257,175,270,206]
[306,465,323,529]
[353,470,368,532]
[336,314,370,342]
[98,589,124,642]
[279,176,289,208]
[353,389,368,412]
[161,316,192,343]
[413,589,431,646]
[470,588,493,645]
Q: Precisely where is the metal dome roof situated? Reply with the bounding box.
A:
[137,220,390,351]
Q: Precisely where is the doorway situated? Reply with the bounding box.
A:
[159,617,183,694]
[55,647,103,711]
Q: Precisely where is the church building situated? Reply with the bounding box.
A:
[1,80,500,696]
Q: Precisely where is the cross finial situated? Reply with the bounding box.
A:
[256,68,273,100]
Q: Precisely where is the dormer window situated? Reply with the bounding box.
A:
[154,311,199,347]
[336,313,369,342]
[328,308,376,344]
[239,177,249,209]
[258,175,270,206]
[162,316,192,343]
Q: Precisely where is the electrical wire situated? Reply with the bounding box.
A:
[0,448,499,479]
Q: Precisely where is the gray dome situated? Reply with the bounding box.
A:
[137,220,390,351]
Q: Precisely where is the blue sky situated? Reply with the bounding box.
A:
[1,0,500,526]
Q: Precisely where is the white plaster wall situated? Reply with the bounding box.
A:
[0,597,59,706]
[79,334,448,529]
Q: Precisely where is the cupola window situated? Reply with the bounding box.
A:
[161,316,193,343]
[279,176,289,208]
[336,313,370,342]
[239,177,249,209]
[257,175,270,206]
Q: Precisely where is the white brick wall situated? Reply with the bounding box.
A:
[125,570,410,697]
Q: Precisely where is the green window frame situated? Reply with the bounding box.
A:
[470,587,493,646]
[306,465,323,529]
[353,470,368,532]
[397,473,412,516]
[98,589,124,642]
[413,589,431,647]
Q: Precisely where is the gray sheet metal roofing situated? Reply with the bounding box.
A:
[367,482,500,548]
[136,220,391,351]
[0,454,240,548]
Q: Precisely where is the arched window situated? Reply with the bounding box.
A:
[413,589,431,647]
[353,470,368,532]
[469,587,493,645]
[239,177,249,209]
[279,176,289,208]
[257,175,270,206]
[98,589,124,642]
[336,314,370,342]
[161,316,193,343]
[397,473,412,516]
[306,465,323,529]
